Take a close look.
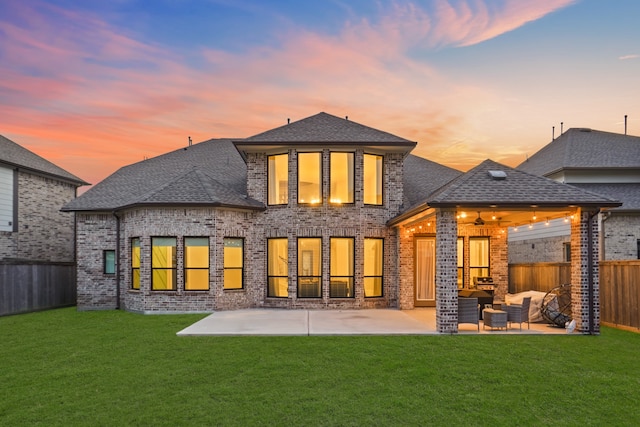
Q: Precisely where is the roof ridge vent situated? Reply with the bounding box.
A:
[488,170,507,180]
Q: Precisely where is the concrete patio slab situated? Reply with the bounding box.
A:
[177,308,569,336]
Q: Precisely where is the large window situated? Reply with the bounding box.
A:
[364,238,383,297]
[298,238,322,297]
[224,238,244,289]
[267,238,288,297]
[152,237,177,290]
[298,152,322,204]
[131,238,140,290]
[330,238,354,298]
[104,250,115,275]
[469,237,489,285]
[457,237,464,289]
[363,154,383,205]
[330,152,354,204]
[185,237,209,291]
[268,154,288,205]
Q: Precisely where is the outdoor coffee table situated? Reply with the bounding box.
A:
[483,308,508,331]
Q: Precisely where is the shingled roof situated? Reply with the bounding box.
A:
[571,183,640,212]
[517,128,640,176]
[427,159,621,208]
[237,112,416,147]
[63,139,263,212]
[0,135,87,185]
[403,154,462,208]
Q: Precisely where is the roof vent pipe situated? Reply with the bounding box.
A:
[188,136,192,146]
[345,116,348,120]
[625,115,628,135]
[560,122,563,134]
[287,118,290,124]
[552,126,555,140]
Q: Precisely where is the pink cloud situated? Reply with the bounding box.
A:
[0,0,579,186]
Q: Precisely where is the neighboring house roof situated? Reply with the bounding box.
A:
[517,128,640,176]
[63,139,264,212]
[0,134,87,185]
[571,183,640,212]
[236,112,416,152]
[427,159,621,208]
[403,154,462,208]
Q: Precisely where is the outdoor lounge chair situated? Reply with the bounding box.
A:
[458,297,480,331]
[506,296,531,330]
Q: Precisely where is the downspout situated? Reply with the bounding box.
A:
[113,211,121,310]
[587,209,600,335]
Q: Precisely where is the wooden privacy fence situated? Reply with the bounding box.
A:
[510,261,640,331]
[508,262,571,294]
[600,260,640,330]
[0,262,76,316]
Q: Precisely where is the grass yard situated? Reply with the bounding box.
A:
[1,308,640,426]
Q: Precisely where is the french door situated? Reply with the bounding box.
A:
[415,237,436,307]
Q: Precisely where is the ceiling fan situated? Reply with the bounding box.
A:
[473,211,485,226]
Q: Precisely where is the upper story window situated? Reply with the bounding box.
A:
[298,152,322,204]
[363,154,383,205]
[268,154,288,205]
[330,152,354,204]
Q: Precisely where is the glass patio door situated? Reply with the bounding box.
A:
[415,237,436,306]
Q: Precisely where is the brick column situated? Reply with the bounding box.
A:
[570,209,600,334]
[436,209,458,333]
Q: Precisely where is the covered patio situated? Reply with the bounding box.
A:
[389,160,621,334]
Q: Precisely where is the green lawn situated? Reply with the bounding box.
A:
[1,308,639,426]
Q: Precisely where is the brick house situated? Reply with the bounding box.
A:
[1,135,87,315]
[0,135,87,262]
[63,113,619,333]
[511,128,640,262]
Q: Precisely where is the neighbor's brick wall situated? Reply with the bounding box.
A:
[0,172,77,262]
[508,235,569,264]
[603,215,640,260]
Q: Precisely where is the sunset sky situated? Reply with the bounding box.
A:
[1,0,639,187]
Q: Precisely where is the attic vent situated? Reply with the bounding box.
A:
[488,170,507,180]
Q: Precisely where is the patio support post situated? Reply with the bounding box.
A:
[435,209,458,333]
[570,209,601,334]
